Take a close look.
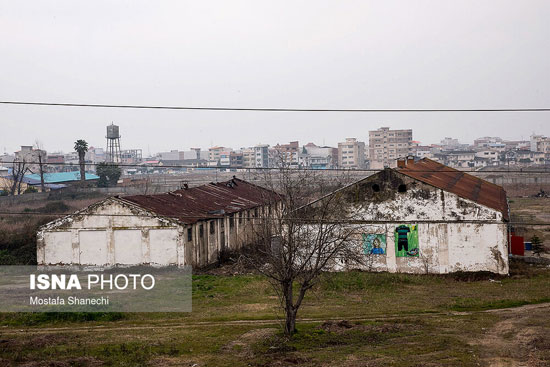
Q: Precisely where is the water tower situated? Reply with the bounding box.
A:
[106,123,121,163]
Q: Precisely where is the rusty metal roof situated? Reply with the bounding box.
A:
[397,158,509,220]
[120,178,280,224]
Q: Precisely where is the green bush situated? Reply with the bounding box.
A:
[0,249,18,265]
[23,186,38,194]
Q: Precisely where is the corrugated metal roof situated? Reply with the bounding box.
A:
[120,178,280,224]
[25,172,99,183]
[397,158,509,220]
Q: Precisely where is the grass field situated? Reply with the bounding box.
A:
[0,196,549,366]
[0,260,549,366]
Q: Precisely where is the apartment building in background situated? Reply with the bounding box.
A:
[369,127,413,169]
[273,141,300,167]
[15,145,47,174]
[338,138,366,169]
[254,144,270,168]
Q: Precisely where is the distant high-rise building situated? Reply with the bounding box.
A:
[273,141,300,167]
[208,146,232,165]
[530,134,550,153]
[440,137,460,149]
[158,150,182,161]
[302,143,338,169]
[254,144,270,168]
[369,127,413,169]
[473,136,502,149]
[338,138,366,169]
[230,151,243,167]
[242,148,255,168]
[121,149,143,164]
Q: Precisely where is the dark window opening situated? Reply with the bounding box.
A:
[372,184,381,192]
[254,208,258,217]
[187,228,192,242]
[239,212,243,224]
[199,224,204,238]
[210,221,215,234]
[247,210,251,222]
[398,184,407,193]
[229,215,234,228]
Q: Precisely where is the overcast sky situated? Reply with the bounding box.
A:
[1,0,549,155]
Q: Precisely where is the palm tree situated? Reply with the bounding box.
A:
[74,139,89,183]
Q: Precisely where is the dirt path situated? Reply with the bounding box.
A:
[474,303,550,367]
[2,302,549,337]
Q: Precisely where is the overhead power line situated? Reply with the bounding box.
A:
[1,101,550,112]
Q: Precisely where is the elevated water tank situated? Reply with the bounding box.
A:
[107,123,120,139]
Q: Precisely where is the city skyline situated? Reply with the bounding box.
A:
[1,120,548,156]
[1,1,549,154]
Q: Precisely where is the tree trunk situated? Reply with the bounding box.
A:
[284,307,297,336]
[38,154,46,193]
[79,153,86,184]
[283,281,297,336]
[17,171,25,195]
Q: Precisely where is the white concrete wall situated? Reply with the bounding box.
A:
[114,229,142,265]
[38,197,270,268]
[37,198,183,267]
[79,230,108,265]
[43,231,72,265]
[149,228,178,265]
[343,222,508,274]
[328,172,509,274]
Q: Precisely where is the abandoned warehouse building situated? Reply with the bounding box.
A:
[38,158,510,274]
[305,157,510,274]
[37,178,280,268]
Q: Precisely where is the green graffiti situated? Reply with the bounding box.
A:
[395,224,419,257]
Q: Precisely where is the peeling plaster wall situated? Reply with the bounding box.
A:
[37,198,182,267]
[333,170,509,274]
[38,197,270,269]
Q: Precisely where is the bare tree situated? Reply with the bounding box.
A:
[244,165,366,336]
[34,140,47,193]
[10,159,28,195]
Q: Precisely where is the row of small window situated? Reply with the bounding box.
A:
[186,206,272,241]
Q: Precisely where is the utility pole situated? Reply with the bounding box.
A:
[38,153,46,193]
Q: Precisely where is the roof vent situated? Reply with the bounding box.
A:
[397,155,416,168]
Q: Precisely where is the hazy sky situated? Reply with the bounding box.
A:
[1,0,549,155]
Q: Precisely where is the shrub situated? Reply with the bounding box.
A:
[24,186,38,194]
[531,235,545,256]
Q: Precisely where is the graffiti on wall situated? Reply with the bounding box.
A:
[362,234,386,255]
[395,224,419,257]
